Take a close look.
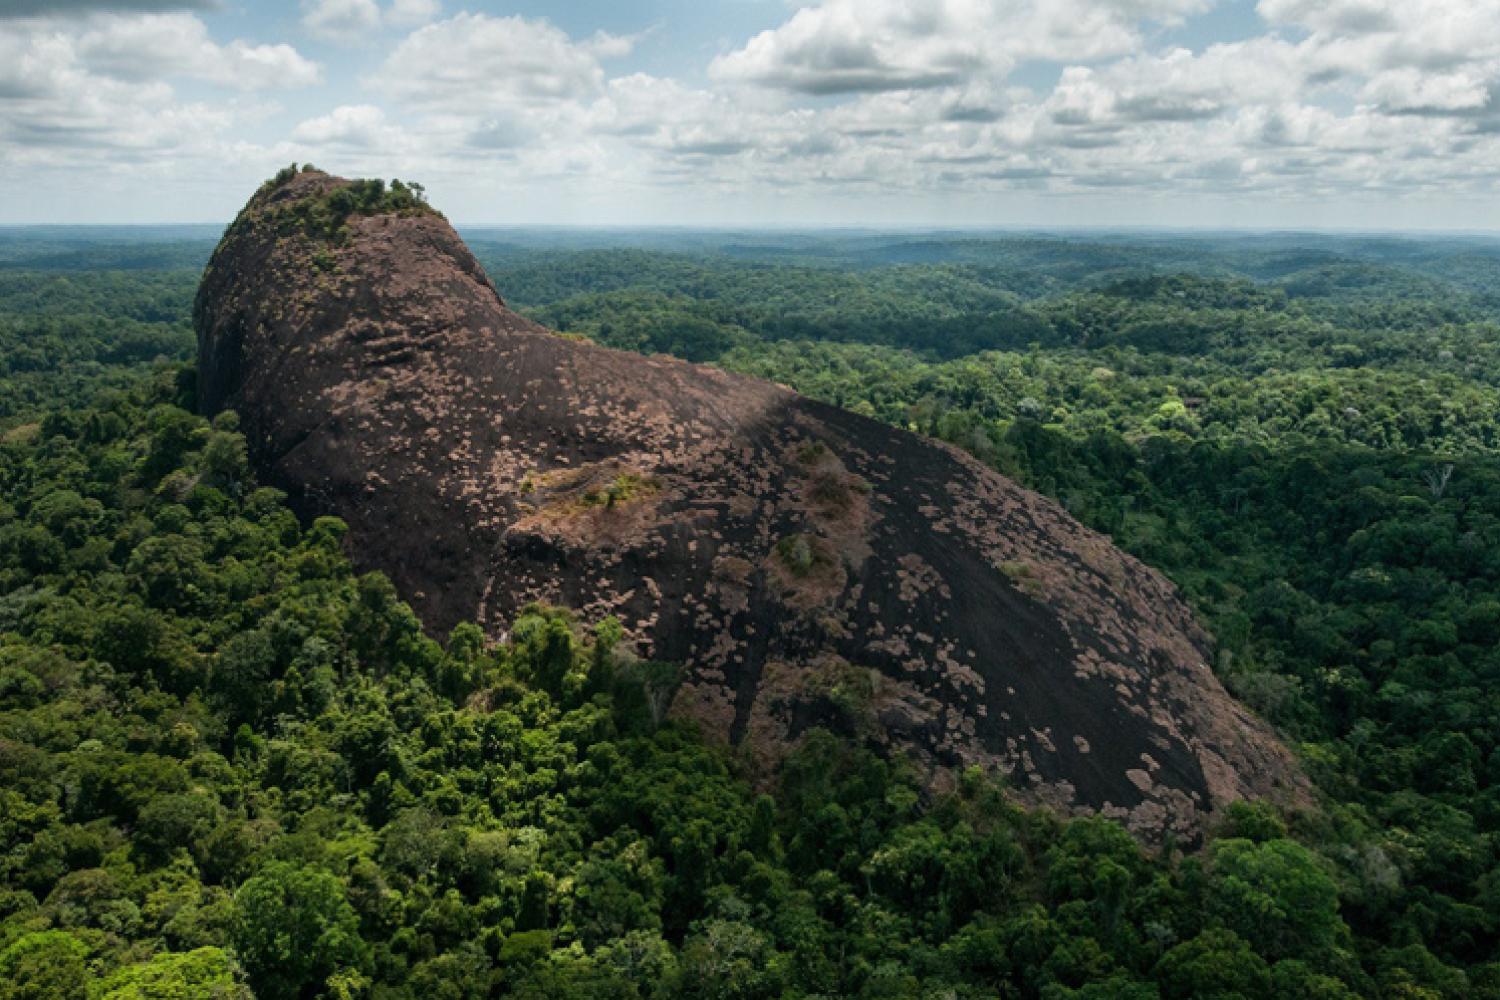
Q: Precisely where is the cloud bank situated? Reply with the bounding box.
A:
[2,0,1499,225]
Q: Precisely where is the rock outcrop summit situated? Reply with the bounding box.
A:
[196,168,1305,839]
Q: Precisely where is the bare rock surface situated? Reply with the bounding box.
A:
[196,169,1308,840]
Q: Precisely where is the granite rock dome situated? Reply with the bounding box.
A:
[195,168,1306,840]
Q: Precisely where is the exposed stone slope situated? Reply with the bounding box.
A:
[196,169,1307,839]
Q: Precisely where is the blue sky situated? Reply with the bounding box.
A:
[2,0,1498,228]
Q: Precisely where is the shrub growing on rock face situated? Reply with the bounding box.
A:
[267,172,440,243]
[776,534,817,577]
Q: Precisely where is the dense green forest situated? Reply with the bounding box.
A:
[2,230,1500,998]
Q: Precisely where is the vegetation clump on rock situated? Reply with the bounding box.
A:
[260,163,436,243]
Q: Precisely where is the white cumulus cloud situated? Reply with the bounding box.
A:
[74,13,321,89]
[291,103,390,146]
[374,13,632,108]
[709,0,1213,95]
[8,0,1500,226]
[301,0,440,42]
